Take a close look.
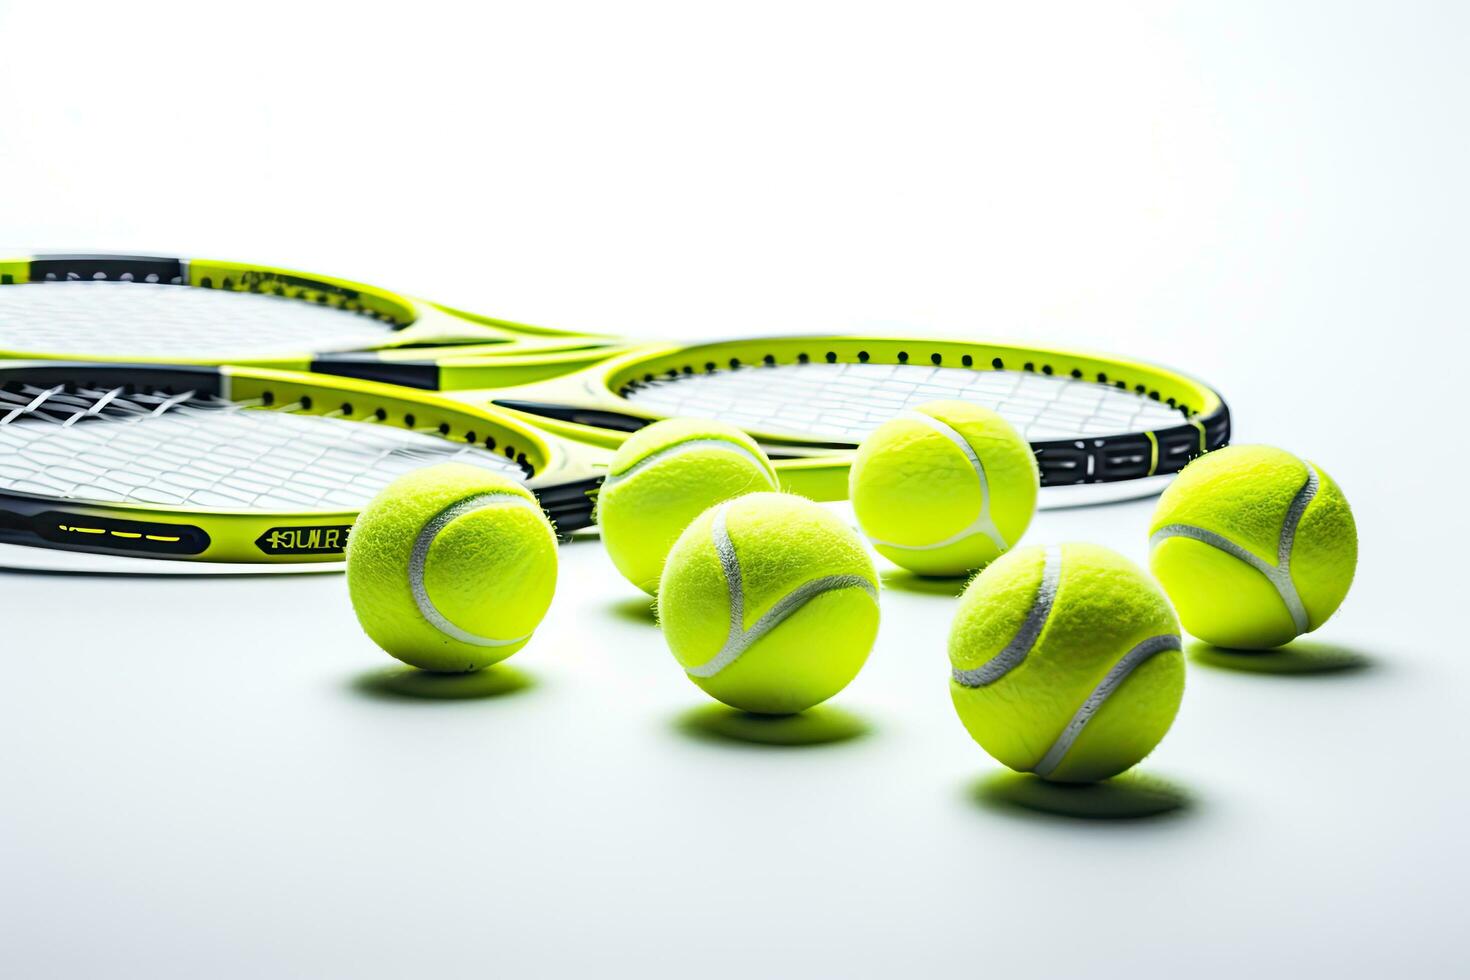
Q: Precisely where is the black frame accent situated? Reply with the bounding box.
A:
[0,362,226,397]
[310,355,442,390]
[500,399,1231,489]
[491,399,651,434]
[26,254,186,284]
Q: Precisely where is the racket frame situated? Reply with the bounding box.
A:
[0,252,618,364]
[0,361,851,563]
[0,253,1234,566]
[439,336,1231,487]
[0,362,606,562]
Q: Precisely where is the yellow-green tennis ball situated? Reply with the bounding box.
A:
[949,543,1184,783]
[658,492,880,714]
[597,417,779,595]
[1148,444,1357,650]
[346,463,558,672]
[850,400,1039,577]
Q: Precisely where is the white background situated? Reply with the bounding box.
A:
[0,2,1464,977]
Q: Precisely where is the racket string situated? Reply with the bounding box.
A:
[0,281,397,358]
[621,362,1184,441]
[0,382,524,511]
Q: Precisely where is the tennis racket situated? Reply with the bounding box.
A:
[0,253,1230,565]
[0,253,618,365]
[0,360,857,563]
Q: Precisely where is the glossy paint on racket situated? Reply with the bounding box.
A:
[0,253,616,366]
[0,253,1217,487]
[0,361,847,564]
[442,336,1231,491]
[0,252,1231,492]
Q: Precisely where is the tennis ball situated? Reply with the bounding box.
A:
[597,417,779,594]
[658,492,880,714]
[949,543,1184,783]
[1148,444,1357,649]
[346,463,558,672]
[850,400,1038,577]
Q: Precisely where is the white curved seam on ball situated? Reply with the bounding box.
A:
[1272,464,1318,632]
[1147,465,1317,637]
[1149,522,1308,633]
[600,438,774,490]
[951,545,1061,687]
[711,502,746,665]
[868,410,1006,553]
[1029,633,1181,779]
[684,502,878,679]
[865,521,1001,553]
[409,493,540,647]
[686,574,878,679]
[1278,464,1319,569]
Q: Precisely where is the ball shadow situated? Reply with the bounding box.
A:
[1188,640,1374,676]
[970,769,1193,822]
[350,663,536,701]
[674,703,872,748]
[607,595,658,626]
[879,569,970,598]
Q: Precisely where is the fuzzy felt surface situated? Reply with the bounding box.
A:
[345,463,558,672]
[1149,444,1357,648]
[658,492,879,714]
[948,543,1183,782]
[598,418,778,595]
[850,400,1038,576]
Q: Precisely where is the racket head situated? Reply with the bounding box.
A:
[0,361,609,563]
[442,335,1231,489]
[0,253,617,366]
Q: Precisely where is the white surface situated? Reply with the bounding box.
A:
[0,2,1465,977]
